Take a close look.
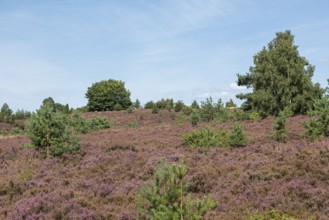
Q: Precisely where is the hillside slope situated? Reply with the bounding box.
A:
[0,110,328,219]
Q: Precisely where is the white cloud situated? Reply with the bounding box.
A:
[198,91,230,98]
[230,82,247,90]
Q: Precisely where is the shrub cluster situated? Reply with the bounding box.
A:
[303,96,329,140]
[27,101,111,157]
[137,159,216,219]
[183,124,247,148]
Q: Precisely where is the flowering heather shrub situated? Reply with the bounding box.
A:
[10,195,51,220]
[183,127,229,148]
[136,160,216,219]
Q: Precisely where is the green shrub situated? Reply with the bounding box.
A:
[126,120,138,128]
[190,110,200,126]
[191,100,200,109]
[0,103,14,124]
[126,105,135,113]
[113,103,123,111]
[26,105,80,158]
[248,209,298,220]
[183,127,228,148]
[200,97,216,122]
[182,106,193,116]
[303,118,324,141]
[87,116,111,131]
[137,160,216,220]
[271,108,293,142]
[304,96,329,140]
[152,104,159,114]
[249,111,261,121]
[144,101,154,109]
[69,111,89,134]
[174,100,185,112]
[228,123,247,147]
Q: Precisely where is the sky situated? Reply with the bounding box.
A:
[1,0,329,111]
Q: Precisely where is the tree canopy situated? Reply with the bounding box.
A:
[237,30,323,117]
[85,79,132,111]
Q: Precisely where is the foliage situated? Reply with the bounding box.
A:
[199,97,217,122]
[303,96,329,140]
[248,209,298,220]
[228,123,247,147]
[126,120,138,128]
[174,100,185,113]
[191,100,200,109]
[144,101,155,109]
[248,111,261,121]
[225,99,237,108]
[183,127,229,148]
[136,160,216,220]
[42,97,71,114]
[134,99,141,109]
[87,116,111,131]
[127,105,135,114]
[13,109,32,120]
[0,103,14,124]
[26,104,80,158]
[181,106,192,116]
[190,110,200,126]
[156,98,174,111]
[237,30,323,117]
[85,79,132,111]
[272,108,293,142]
[152,104,159,114]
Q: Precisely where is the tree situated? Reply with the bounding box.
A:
[85,79,132,111]
[26,104,80,158]
[237,30,323,117]
[0,103,14,124]
[225,99,237,108]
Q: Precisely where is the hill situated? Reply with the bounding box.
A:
[0,110,328,219]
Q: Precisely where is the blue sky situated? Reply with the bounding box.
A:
[1,0,329,111]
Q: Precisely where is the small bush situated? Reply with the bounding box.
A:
[182,106,193,116]
[126,120,138,128]
[136,159,216,220]
[87,116,111,131]
[113,103,123,111]
[249,111,261,121]
[303,96,329,140]
[228,123,247,147]
[183,127,228,148]
[126,106,135,113]
[190,110,200,126]
[26,104,81,158]
[174,100,185,112]
[271,108,293,142]
[151,104,159,114]
[248,209,298,220]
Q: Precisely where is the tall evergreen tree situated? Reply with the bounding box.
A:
[237,30,323,116]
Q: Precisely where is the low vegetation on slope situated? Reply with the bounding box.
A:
[0,109,328,219]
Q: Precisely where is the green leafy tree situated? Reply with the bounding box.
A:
[26,104,80,158]
[0,103,14,124]
[137,160,216,220]
[85,79,132,111]
[237,30,323,117]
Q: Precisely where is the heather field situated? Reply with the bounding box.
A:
[0,110,329,219]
